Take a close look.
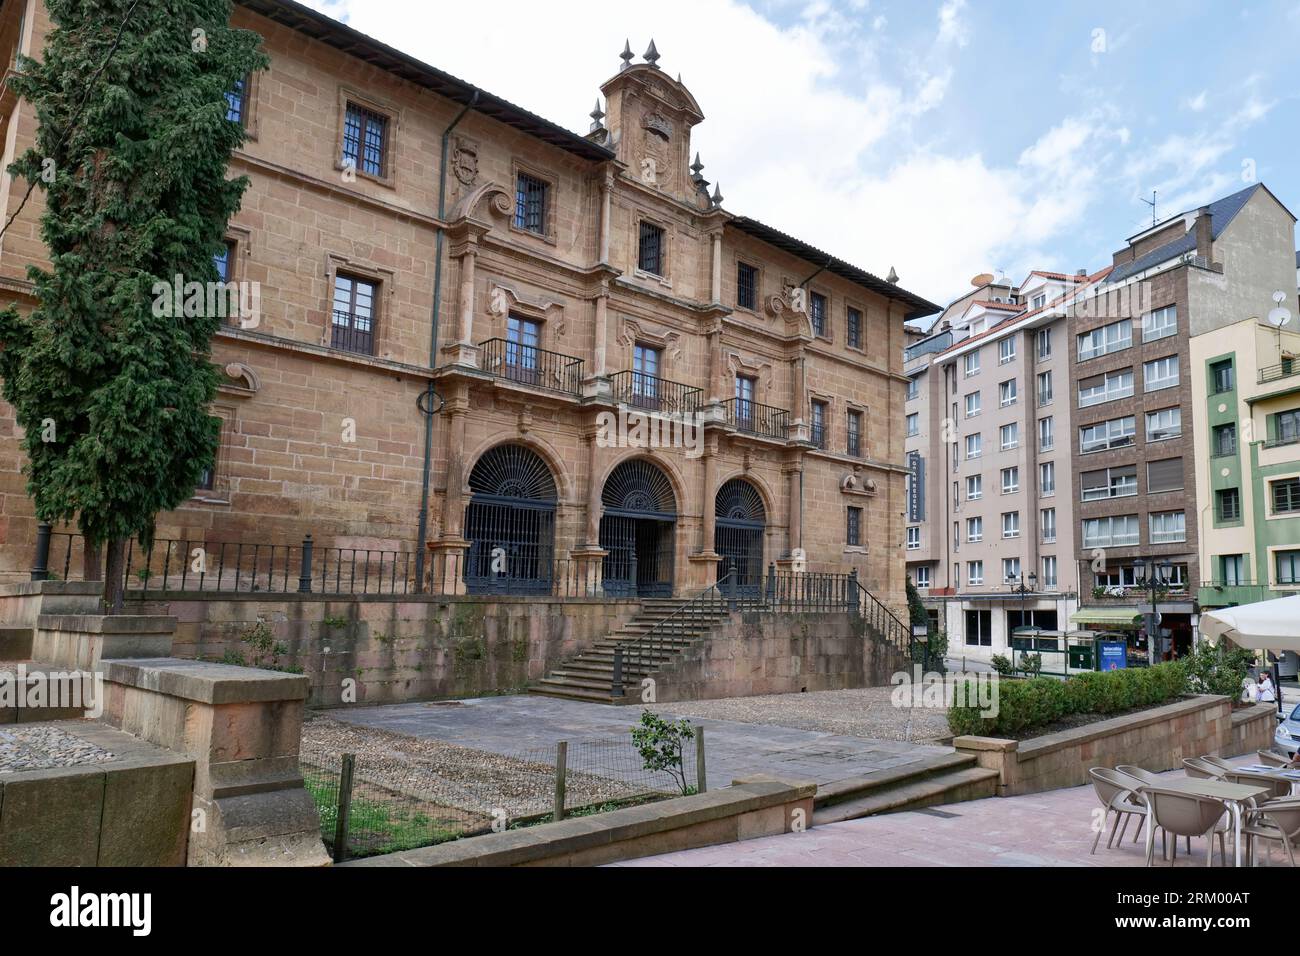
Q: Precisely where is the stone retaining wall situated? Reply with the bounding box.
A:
[954,696,1279,797]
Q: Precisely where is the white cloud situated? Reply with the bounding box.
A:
[937,0,969,48]
[1186,90,1207,112]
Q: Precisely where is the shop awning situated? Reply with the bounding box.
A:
[1068,607,1142,628]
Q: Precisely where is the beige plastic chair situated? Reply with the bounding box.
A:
[1141,787,1230,867]
[1225,769,1292,801]
[1200,755,1238,775]
[1242,798,1300,867]
[1256,750,1291,769]
[1119,765,1222,857]
[1183,756,1226,780]
[1088,768,1147,854]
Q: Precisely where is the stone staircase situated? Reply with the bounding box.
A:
[530,597,733,703]
[811,752,1000,824]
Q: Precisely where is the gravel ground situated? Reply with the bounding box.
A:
[662,686,952,742]
[0,725,116,774]
[300,713,661,821]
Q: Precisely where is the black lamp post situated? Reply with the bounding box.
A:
[1135,558,1173,662]
[1007,569,1038,663]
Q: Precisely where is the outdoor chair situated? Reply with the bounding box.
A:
[1118,765,1223,858]
[1225,770,1292,802]
[1088,768,1147,854]
[1182,757,1226,780]
[1140,787,1230,867]
[1199,755,1238,775]
[1242,798,1300,867]
[1256,750,1291,768]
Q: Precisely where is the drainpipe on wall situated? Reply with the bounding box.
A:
[414,90,480,592]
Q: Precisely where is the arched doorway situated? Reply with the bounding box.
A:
[714,478,766,596]
[599,459,676,596]
[464,444,557,593]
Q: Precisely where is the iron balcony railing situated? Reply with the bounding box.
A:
[608,370,702,416]
[478,338,583,396]
[331,311,375,356]
[721,398,790,440]
[1259,359,1299,385]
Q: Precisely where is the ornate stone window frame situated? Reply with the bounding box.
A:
[323,253,395,356]
[488,281,568,353]
[844,401,869,457]
[509,160,558,246]
[333,87,400,189]
[732,254,764,317]
[619,317,683,379]
[726,351,774,403]
[632,210,673,289]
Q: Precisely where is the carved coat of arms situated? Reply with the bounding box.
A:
[452,139,478,186]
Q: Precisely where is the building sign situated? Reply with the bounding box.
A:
[907,451,925,522]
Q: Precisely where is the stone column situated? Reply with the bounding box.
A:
[789,356,808,442]
[599,169,613,265]
[457,243,476,345]
[441,223,488,368]
[431,387,470,594]
[706,324,723,405]
[688,437,722,587]
[710,230,723,304]
[784,463,802,560]
[570,423,608,596]
[593,282,609,378]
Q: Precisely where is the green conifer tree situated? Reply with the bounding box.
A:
[0,1,266,609]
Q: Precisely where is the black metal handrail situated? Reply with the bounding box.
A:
[478,338,583,396]
[1259,360,1299,385]
[331,311,375,356]
[847,574,911,654]
[720,398,790,440]
[608,370,702,416]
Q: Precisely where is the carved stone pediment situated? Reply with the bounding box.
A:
[619,317,682,361]
[487,282,566,336]
[840,466,877,497]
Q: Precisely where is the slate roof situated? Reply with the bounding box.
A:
[1108,184,1262,285]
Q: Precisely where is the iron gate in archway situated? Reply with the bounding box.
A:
[599,459,676,597]
[714,478,766,596]
[464,444,556,594]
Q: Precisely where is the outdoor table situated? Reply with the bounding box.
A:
[1235,764,1300,795]
[1139,778,1271,867]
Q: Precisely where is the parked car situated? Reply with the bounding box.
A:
[1275,703,1300,759]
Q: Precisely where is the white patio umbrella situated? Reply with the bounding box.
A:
[1199,595,1300,654]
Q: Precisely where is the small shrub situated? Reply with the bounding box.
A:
[990,654,1014,676]
[1185,639,1252,700]
[1018,652,1043,677]
[631,711,696,796]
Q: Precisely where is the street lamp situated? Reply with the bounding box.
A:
[1135,558,1173,663]
[1006,569,1038,665]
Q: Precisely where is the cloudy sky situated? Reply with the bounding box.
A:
[303,0,1300,307]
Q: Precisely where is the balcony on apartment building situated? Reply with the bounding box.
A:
[477,338,584,397]
[608,370,703,416]
[720,398,791,441]
[1259,357,1300,386]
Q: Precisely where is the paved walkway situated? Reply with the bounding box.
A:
[323,695,948,787]
[615,758,1290,867]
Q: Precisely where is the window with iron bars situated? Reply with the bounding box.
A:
[342,103,388,177]
[515,173,548,235]
[810,292,828,338]
[638,221,665,275]
[846,506,862,546]
[737,262,758,310]
[846,306,862,349]
[847,411,863,457]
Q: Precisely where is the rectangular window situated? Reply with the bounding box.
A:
[1216,487,1241,522]
[914,566,930,588]
[964,391,981,418]
[999,379,1018,407]
[846,507,862,546]
[514,172,549,235]
[1149,510,1186,544]
[1276,550,1300,586]
[1272,477,1300,515]
[811,401,828,449]
[1272,409,1300,446]
[966,475,982,500]
[1041,507,1057,543]
[1143,355,1179,392]
[906,526,920,550]
[967,516,983,542]
[1080,415,1135,453]
[1037,328,1052,360]
[965,433,982,459]
[906,377,919,401]
[967,562,985,588]
[342,102,388,177]
[1081,465,1138,501]
[1031,293,1047,310]
[1077,319,1132,360]
[1077,368,1133,408]
[965,608,992,645]
[1220,554,1244,587]
[847,410,863,457]
[737,262,758,310]
[1142,305,1177,342]
[810,292,828,338]
[1210,359,1235,394]
[1146,457,1184,494]
[964,351,981,377]
[225,76,248,125]
[999,337,1016,364]
[1041,556,1058,589]
[1000,423,1018,450]
[1082,515,1139,548]
[638,221,665,275]
[213,240,235,283]
[331,272,377,355]
[1212,423,1237,457]
[1002,556,1021,581]
[1001,467,1019,494]
[505,315,543,381]
[632,343,661,405]
[1039,461,1055,496]
[1146,407,1182,442]
[846,306,862,348]
[1037,371,1053,406]
[906,413,919,438]
[1039,416,1054,452]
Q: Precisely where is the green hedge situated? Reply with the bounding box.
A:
[947,661,1189,738]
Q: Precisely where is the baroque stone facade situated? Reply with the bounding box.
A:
[0,1,938,616]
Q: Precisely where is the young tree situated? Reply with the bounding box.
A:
[0,1,265,609]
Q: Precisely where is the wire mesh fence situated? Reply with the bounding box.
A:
[299,715,704,861]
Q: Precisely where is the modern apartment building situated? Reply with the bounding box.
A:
[0,0,939,613]
[1067,183,1298,661]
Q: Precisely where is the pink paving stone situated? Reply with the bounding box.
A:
[613,756,1292,868]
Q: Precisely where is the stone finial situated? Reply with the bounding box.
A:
[691,152,704,176]
[589,98,606,133]
[711,182,724,208]
[886,266,899,284]
[620,39,634,71]
[644,40,661,69]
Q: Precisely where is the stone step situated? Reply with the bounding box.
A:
[550,663,658,680]
[811,766,1000,826]
[813,751,977,807]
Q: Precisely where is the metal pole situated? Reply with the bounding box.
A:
[298,534,314,593]
[611,646,624,699]
[553,740,568,822]
[333,752,355,863]
[31,522,51,582]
